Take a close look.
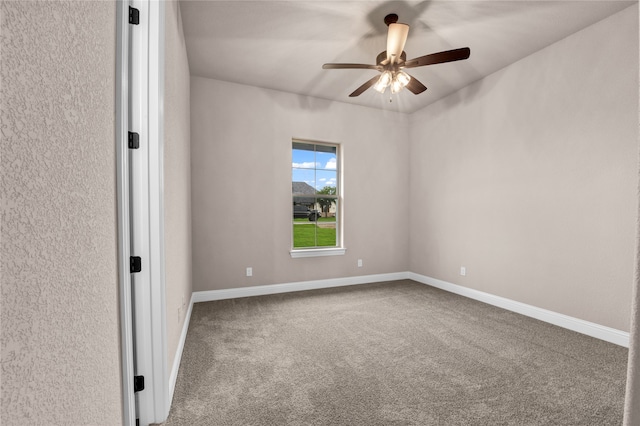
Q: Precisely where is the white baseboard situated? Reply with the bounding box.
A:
[408,272,629,347]
[168,293,194,407]
[192,272,410,303]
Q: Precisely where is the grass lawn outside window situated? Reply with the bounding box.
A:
[293,217,336,248]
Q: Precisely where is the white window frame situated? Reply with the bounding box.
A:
[290,139,345,258]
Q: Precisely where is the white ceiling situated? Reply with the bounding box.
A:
[179,1,635,114]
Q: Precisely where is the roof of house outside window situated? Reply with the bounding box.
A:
[292,181,315,204]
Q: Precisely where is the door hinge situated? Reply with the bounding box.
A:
[134,375,145,392]
[129,6,140,25]
[135,419,139,426]
[130,256,142,273]
[128,132,139,149]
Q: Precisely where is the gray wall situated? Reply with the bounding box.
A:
[164,0,193,378]
[1,1,122,424]
[409,5,638,332]
[190,78,410,291]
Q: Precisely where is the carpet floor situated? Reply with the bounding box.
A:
[163,280,627,425]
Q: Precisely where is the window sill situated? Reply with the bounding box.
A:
[290,248,346,258]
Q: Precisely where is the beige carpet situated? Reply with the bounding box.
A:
[163,280,627,425]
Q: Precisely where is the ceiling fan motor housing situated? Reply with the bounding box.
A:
[377,51,406,66]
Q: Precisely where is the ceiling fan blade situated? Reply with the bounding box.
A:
[404,47,471,68]
[349,75,381,97]
[323,63,381,70]
[386,23,409,64]
[405,75,427,95]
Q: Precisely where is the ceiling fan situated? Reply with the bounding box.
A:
[322,14,471,97]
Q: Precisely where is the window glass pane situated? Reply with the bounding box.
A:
[315,144,336,154]
[293,223,319,248]
[293,219,337,248]
[317,199,336,220]
[292,144,316,169]
[293,196,315,210]
[292,170,315,195]
[315,198,337,247]
[316,170,337,194]
[316,148,337,171]
[292,141,315,152]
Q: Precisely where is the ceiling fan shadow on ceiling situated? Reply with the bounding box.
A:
[322,13,470,98]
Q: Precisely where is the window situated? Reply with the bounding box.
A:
[291,140,343,256]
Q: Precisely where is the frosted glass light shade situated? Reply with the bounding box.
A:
[390,71,411,94]
[390,78,402,94]
[396,71,410,87]
[374,70,392,93]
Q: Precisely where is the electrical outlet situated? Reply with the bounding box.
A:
[246,267,253,277]
[460,266,466,276]
[357,259,363,267]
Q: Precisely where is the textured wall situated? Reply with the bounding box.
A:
[409,5,638,332]
[190,77,410,291]
[624,213,640,424]
[1,1,122,424]
[165,0,192,376]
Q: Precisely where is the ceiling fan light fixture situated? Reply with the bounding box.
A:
[322,14,470,98]
[374,70,392,93]
[390,79,402,94]
[395,71,411,87]
[390,71,410,94]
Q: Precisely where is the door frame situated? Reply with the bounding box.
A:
[117,1,168,424]
[116,0,136,424]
